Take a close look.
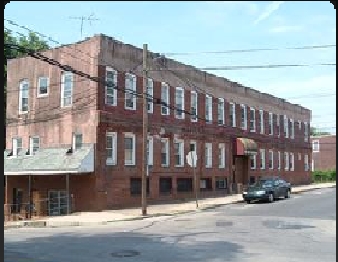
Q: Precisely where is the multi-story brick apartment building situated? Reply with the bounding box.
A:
[4,34,312,217]
[311,135,336,171]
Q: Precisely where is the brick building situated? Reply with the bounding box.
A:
[311,135,336,171]
[4,34,312,217]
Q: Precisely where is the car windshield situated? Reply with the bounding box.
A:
[251,179,273,188]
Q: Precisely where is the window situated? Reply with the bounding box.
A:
[177,178,193,192]
[249,176,256,185]
[189,141,197,152]
[161,138,169,166]
[161,82,170,115]
[175,87,185,119]
[277,114,281,137]
[284,152,289,171]
[106,132,117,165]
[259,110,264,134]
[312,140,320,152]
[278,151,281,170]
[250,154,256,170]
[12,188,23,213]
[218,98,225,125]
[298,120,302,131]
[174,139,184,167]
[269,113,273,135]
[249,107,255,132]
[205,143,213,168]
[200,178,212,191]
[37,77,49,97]
[29,136,40,154]
[284,115,289,138]
[190,90,198,122]
[160,178,172,194]
[298,153,302,161]
[72,133,82,150]
[12,138,23,157]
[240,104,247,130]
[229,102,236,127]
[304,154,309,171]
[130,178,149,195]
[125,73,137,110]
[105,67,117,106]
[290,152,295,171]
[215,177,227,190]
[19,80,29,113]
[219,143,225,168]
[147,136,154,166]
[260,149,266,169]
[205,94,213,123]
[290,119,295,139]
[304,122,309,142]
[147,78,153,113]
[61,72,73,107]
[269,150,273,169]
[124,133,136,165]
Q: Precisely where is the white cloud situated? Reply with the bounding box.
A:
[269,25,303,33]
[254,1,285,25]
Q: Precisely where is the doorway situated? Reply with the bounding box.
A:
[48,190,68,216]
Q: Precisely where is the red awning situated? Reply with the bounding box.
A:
[234,138,258,156]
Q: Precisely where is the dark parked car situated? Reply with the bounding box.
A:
[242,176,291,203]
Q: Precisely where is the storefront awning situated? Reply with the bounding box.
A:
[4,144,94,176]
[234,138,258,156]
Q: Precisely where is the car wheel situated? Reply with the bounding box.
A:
[268,193,274,203]
[285,190,291,199]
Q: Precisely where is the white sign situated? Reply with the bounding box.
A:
[186,151,197,167]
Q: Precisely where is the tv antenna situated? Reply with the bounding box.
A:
[69,13,99,38]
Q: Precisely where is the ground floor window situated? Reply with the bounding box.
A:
[159,177,172,194]
[200,178,212,191]
[12,188,23,213]
[48,190,68,216]
[215,177,227,190]
[130,178,149,196]
[249,176,256,185]
[177,178,193,192]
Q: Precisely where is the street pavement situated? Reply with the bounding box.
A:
[4,187,336,262]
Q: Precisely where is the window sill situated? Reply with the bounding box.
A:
[37,94,48,98]
[161,165,170,168]
[175,165,184,168]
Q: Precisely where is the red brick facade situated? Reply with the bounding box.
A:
[5,34,312,214]
[311,135,336,171]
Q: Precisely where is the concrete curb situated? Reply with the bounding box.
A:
[4,183,335,230]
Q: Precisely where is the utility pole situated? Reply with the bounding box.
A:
[141,44,148,216]
[69,13,99,39]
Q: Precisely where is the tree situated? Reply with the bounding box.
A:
[310,127,331,136]
[4,30,49,122]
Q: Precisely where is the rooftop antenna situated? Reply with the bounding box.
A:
[69,13,99,39]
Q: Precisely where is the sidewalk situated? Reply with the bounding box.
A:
[4,182,335,229]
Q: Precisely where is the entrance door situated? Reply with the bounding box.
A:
[48,190,68,216]
[233,156,249,193]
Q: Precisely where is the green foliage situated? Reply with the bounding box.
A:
[310,127,331,136]
[312,169,336,183]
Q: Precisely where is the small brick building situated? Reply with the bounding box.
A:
[311,135,336,171]
[4,34,312,218]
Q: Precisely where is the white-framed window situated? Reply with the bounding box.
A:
[312,140,320,152]
[205,143,213,168]
[161,82,170,115]
[29,136,40,154]
[277,114,281,137]
[304,122,309,142]
[215,178,227,189]
[174,139,184,167]
[278,151,281,170]
[125,73,137,110]
[61,72,73,107]
[284,115,289,138]
[19,79,29,113]
[290,119,295,139]
[284,152,289,171]
[72,133,83,150]
[191,90,198,122]
[106,132,117,165]
[298,120,302,131]
[218,98,225,125]
[240,104,247,130]
[304,154,309,171]
[250,154,256,170]
[37,77,49,97]
[105,67,117,106]
[218,143,225,168]
[175,87,185,119]
[12,137,23,157]
[269,150,274,169]
[249,107,255,132]
[259,110,264,134]
[229,102,236,127]
[269,112,273,135]
[290,152,295,171]
[124,133,136,165]
[298,153,302,161]
[147,136,154,166]
[260,149,266,169]
[147,78,154,113]
[161,138,170,167]
[205,94,213,123]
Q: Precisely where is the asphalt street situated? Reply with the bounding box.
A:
[4,187,336,262]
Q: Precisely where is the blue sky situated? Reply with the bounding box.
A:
[5,1,336,134]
